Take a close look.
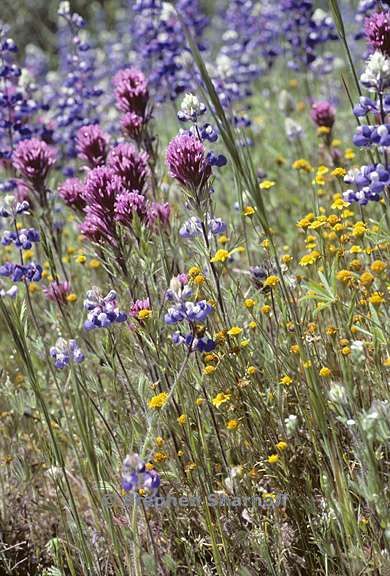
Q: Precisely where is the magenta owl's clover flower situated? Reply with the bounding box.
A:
[311,101,336,128]
[75,124,109,168]
[114,190,147,224]
[12,138,56,188]
[166,133,211,192]
[107,143,149,193]
[365,11,390,57]
[80,211,111,243]
[129,297,151,318]
[58,178,86,211]
[113,68,149,117]
[145,201,171,229]
[82,166,123,217]
[43,281,71,304]
[121,112,145,140]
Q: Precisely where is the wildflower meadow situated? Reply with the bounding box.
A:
[1,1,390,574]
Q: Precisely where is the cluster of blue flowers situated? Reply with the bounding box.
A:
[179,215,227,239]
[122,453,160,494]
[164,276,215,353]
[353,95,390,117]
[0,24,50,192]
[129,0,208,102]
[0,261,42,282]
[1,227,39,250]
[343,164,390,205]
[279,0,337,75]
[52,4,103,165]
[83,287,127,330]
[50,337,85,369]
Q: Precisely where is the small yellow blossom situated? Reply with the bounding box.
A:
[280,375,293,386]
[344,148,355,160]
[275,441,288,451]
[89,258,101,269]
[194,274,205,286]
[243,206,256,217]
[177,414,187,426]
[371,260,386,273]
[155,436,164,447]
[261,304,271,315]
[360,272,374,286]
[189,266,201,277]
[153,452,168,463]
[319,367,331,377]
[352,221,368,237]
[331,167,347,178]
[227,326,242,337]
[218,235,229,245]
[292,159,312,172]
[263,275,279,288]
[262,239,270,249]
[226,419,239,430]
[66,293,78,303]
[268,454,279,464]
[248,321,257,330]
[28,283,39,294]
[331,197,350,210]
[138,309,152,320]
[299,250,321,266]
[212,392,231,408]
[336,270,354,284]
[341,346,351,356]
[290,344,300,354]
[196,397,204,406]
[247,366,257,375]
[259,180,275,190]
[148,392,168,410]
[204,365,216,375]
[240,339,250,348]
[369,292,385,306]
[75,254,87,264]
[297,212,315,229]
[210,249,229,263]
[244,298,256,309]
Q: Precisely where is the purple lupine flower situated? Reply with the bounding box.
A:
[179,216,202,238]
[114,190,147,224]
[0,284,18,298]
[121,112,145,140]
[0,196,30,218]
[311,101,336,128]
[50,338,84,369]
[12,138,56,187]
[166,133,211,191]
[107,143,149,193]
[343,164,389,204]
[43,281,71,304]
[208,217,227,236]
[1,228,40,250]
[365,11,390,56]
[0,262,42,282]
[113,68,149,117]
[121,453,160,494]
[58,178,86,211]
[83,287,127,330]
[76,124,109,168]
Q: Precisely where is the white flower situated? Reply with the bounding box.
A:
[285,414,298,437]
[58,1,70,16]
[285,118,304,141]
[328,384,347,404]
[360,51,390,91]
[180,93,205,119]
[278,90,295,114]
